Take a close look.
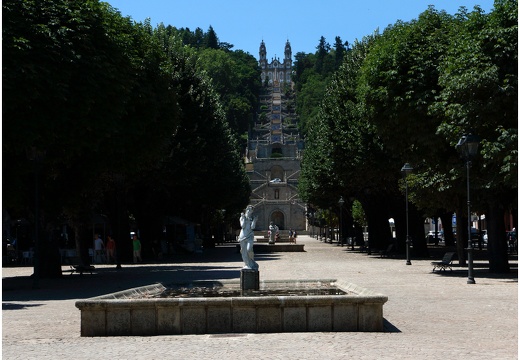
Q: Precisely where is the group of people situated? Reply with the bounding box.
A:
[268,222,279,244]
[268,223,297,244]
[93,234,116,264]
[92,233,142,264]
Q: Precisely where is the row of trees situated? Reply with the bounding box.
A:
[297,1,517,272]
[3,0,260,276]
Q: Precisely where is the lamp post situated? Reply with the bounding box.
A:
[401,163,413,265]
[456,133,480,284]
[221,209,226,244]
[349,197,356,251]
[338,197,345,246]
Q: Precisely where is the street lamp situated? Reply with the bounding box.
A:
[401,163,413,265]
[221,209,226,244]
[349,197,356,251]
[456,133,480,284]
[338,197,345,246]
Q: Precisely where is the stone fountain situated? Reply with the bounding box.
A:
[75,206,388,336]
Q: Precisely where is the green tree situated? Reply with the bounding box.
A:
[300,33,409,254]
[3,0,181,272]
[138,26,251,239]
[315,36,330,74]
[434,0,517,272]
[334,36,347,68]
[296,73,329,135]
[358,7,456,257]
[205,25,219,49]
[197,48,261,136]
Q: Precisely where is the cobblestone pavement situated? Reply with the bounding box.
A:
[3,236,518,360]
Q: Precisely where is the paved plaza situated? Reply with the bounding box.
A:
[2,235,518,359]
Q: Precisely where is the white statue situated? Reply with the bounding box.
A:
[238,205,258,270]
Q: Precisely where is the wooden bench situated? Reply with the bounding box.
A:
[431,252,455,272]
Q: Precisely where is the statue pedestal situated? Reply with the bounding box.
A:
[240,269,259,291]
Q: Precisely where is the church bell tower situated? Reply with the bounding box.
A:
[284,40,292,64]
[259,40,267,69]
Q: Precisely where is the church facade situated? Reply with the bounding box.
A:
[259,40,292,85]
[245,40,306,232]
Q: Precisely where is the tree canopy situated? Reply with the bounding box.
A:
[3,0,257,272]
[297,1,517,272]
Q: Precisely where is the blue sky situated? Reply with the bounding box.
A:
[105,0,495,59]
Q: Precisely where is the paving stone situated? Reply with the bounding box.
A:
[2,235,518,359]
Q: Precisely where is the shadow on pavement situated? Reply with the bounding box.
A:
[1,244,289,302]
[2,245,252,302]
[2,302,44,310]
[429,266,518,281]
[2,263,246,302]
[383,319,401,333]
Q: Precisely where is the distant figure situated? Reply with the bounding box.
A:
[268,222,279,244]
[238,205,258,270]
[106,235,116,264]
[132,234,142,263]
[94,234,104,263]
[289,229,297,244]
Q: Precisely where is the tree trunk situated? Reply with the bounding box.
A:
[353,224,364,246]
[39,224,62,278]
[487,198,510,273]
[439,211,455,247]
[409,203,428,257]
[71,218,93,267]
[363,194,392,253]
[104,181,131,266]
[455,208,467,266]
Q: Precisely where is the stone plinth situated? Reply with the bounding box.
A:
[240,269,259,291]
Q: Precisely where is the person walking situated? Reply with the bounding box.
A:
[94,234,104,264]
[132,234,142,263]
[105,235,116,264]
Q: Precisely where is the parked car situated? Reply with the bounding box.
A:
[470,228,486,248]
[426,231,443,244]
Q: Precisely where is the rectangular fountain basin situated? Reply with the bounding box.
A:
[75,279,388,336]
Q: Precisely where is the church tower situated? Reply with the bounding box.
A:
[259,40,267,69]
[259,40,292,85]
[284,40,292,64]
